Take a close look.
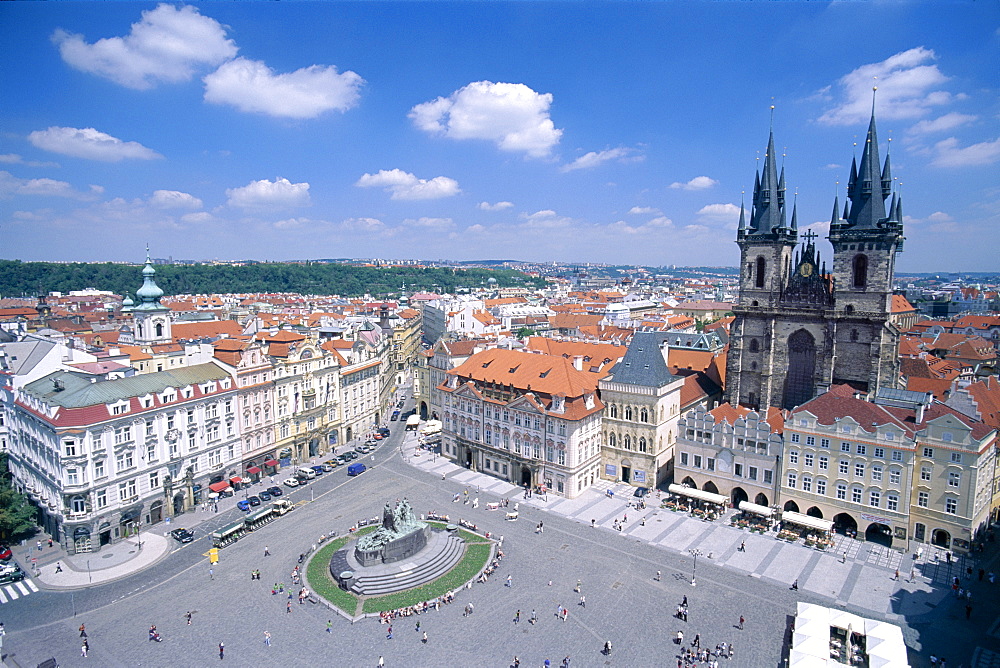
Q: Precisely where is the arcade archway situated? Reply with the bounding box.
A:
[865,522,893,547]
[834,513,858,537]
[731,487,749,507]
[932,528,951,548]
[783,500,800,513]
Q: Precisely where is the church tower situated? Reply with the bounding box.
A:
[123,250,172,345]
[725,106,902,411]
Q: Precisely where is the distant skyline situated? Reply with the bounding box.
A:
[2,2,998,271]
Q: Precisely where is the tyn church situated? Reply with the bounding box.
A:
[725,109,904,411]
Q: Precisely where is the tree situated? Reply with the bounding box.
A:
[0,453,36,542]
[515,327,536,339]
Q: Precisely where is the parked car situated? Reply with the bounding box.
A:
[282,478,300,488]
[335,454,349,465]
[390,410,400,421]
[169,528,195,544]
[267,486,283,497]
[0,545,12,561]
[258,490,272,501]
[397,400,405,408]
[378,427,391,437]
[297,467,317,480]
[633,486,650,499]
[344,451,358,461]
[0,564,26,584]
[311,465,325,476]
[347,462,367,476]
[247,495,262,507]
[321,461,336,471]
[236,500,252,512]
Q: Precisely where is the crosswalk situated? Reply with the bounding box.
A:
[0,578,39,604]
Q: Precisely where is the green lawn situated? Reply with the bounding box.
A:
[361,542,492,613]
[306,527,378,616]
[425,521,490,544]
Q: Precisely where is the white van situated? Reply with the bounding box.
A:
[297,467,317,479]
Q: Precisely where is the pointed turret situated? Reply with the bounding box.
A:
[843,111,888,230]
[881,152,892,198]
[738,201,746,232]
[790,201,798,231]
[748,130,788,236]
[830,195,840,225]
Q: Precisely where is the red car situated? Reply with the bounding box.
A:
[0,545,12,561]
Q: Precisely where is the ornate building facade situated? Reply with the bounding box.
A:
[725,111,904,411]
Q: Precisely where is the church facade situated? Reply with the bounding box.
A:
[725,110,905,411]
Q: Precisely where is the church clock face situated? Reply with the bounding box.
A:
[799,262,814,278]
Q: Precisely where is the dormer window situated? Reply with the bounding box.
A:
[181,387,193,399]
[110,401,130,416]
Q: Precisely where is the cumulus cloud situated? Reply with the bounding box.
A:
[226,177,311,209]
[355,168,460,200]
[696,203,742,224]
[907,112,978,136]
[929,137,1000,167]
[628,206,662,215]
[669,176,718,191]
[28,126,162,162]
[52,4,237,90]
[817,47,951,125]
[478,201,514,211]
[340,217,387,232]
[180,211,218,225]
[410,81,562,158]
[149,189,202,209]
[518,209,573,229]
[0,171,96,200]
[203,57,363,119]
[560,147,640,172]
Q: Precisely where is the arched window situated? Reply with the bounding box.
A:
[640,408,648,423]
[154,322,163,337]
[608,433,616,448]
[623,434,632,450]
[71,495,86,513]
[638,437,647,453]
[850,329,859,342]
[755,257,766,288]
[852,254,868,288]
[749,338,759,353]
[624,406,633,421]
[609,405,618,419]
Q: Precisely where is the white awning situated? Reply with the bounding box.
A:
[668,484,728,506]
[738,501,774,517]
[781,510,834,532]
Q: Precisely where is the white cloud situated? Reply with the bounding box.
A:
[28,126,162,162]
[560,147,640,172]
[273,217,312,230]
[355,169,460,200]
[340,217,387,232]
[149,189,203,209]
[628,206,662,215]
[226,177,311,209]
[478,201,514,211]
[203,57,363,119]
[518,209,573,229]
[402,217,454,230]
[180,211,218,225]
[817,47,951,125]
[410,81,562,158]
[669,176,718,191]
[907,112,977,136]
[0,154,59,168]
[696,203,742,224]
[0,171,96,200]
[52,4,237,90]
[930,137,1000,167]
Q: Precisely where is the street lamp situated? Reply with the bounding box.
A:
[689,548,702,587]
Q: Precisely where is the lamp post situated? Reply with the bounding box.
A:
[689,548,702,587]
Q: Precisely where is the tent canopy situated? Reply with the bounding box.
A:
[781,510,834,532]
[667,484,727,506]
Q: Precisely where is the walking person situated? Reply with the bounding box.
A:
[264,545,270,556]
[422,631,427,644]
[514,609,520,624]
[378,657,384,668]
[264,631,271,647]
[656,570,661,581]
[327,619,333,633]
[219,642,225,660]
[386,625,393,640]
[738,540,745,552]
[186,611,193,625]
[738,615,745,630]
[80,623,87,638]
[580,595,586,608]
[603,640,612,655]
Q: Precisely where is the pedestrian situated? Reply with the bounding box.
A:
[422,631,427,644]
[37,540,42,552]
[80,623,87,638]
[580,595,586,608]
[841,551,847,563]
[48,538,53,548]
[264,631,271,646]
[738,615,745,630]
[264,545,270,556]
[791,579,798,590]
[327,619,332,633]
[530,609,537,624]
[656,570,661,581]
[514,609,520,624]
[286,600,291,614]
[604,640,612,655]
[682,595,687,606]
[209,567,214,580]
[575,579,581,592]
[693,633,700,647]
[378,657,384,668]
[738,540,745,552]
[81,640,88,657]
[676,630,684,645]
[386,625,393,640]
[591,518,596,528]
[219,642,225,660]
[506,574,512,587]
[186,611,193,625]
[55,561,63,573]
[893,569,899,581]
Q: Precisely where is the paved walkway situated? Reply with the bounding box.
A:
[402,431,967,623]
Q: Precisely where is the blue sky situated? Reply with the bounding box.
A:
[1,2,998,271]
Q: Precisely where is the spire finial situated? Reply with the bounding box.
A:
[145,243,151,264]
[872,77,878,116]
[769,100,775,132]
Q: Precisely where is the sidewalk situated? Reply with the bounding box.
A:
[31,531,171,589]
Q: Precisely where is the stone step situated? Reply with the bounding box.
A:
[350,535,468,596]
